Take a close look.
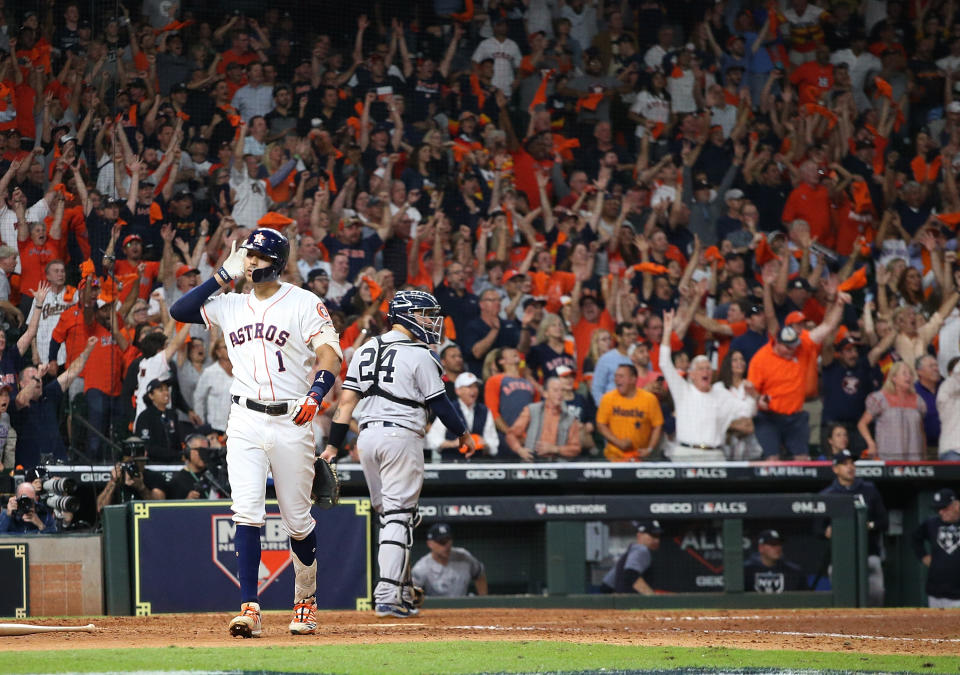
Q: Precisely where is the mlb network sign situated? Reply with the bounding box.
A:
[212,515,293,594]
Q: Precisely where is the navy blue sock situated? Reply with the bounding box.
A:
[235,524,261,603]
[290,530,316,566]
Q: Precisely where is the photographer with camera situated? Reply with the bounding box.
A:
[95,437,167,512]
[165,432,226,499]
[0,482,57,534]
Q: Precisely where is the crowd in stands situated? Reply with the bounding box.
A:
[3,0,960,479]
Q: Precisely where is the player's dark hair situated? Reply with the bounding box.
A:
[138,331,168,358]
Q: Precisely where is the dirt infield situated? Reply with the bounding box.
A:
[2,608,958,656]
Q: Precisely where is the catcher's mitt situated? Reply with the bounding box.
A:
[311,457,341,509]
[411,585,425,608]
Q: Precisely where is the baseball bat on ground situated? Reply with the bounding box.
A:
[0,623,96,636]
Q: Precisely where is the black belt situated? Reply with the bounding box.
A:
[359,421,417,434]
[679,442,722,451]
[232,396,290,416]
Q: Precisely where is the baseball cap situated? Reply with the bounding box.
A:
[724,188,744,200]
[636,519,663,535]
[170,82,188,94]
[693,180,712,191]
[175,264,200,279]
[788,277,812,293]
[523,296,547,309]
[933,488,957,510]
[122,234,142,248]
[0,245,17,259]
[129,77,147,90]
[307,268,329,282]
[757,529,783,545]
[837,335,860,349]
[778,325,800,347]
[556,365,575,377]
[784,310,807,326]
[454,372,480,388]
[502,270,525,283]
[427,523,452,542]
[142,378,171,405]
[747,304,763,316]
[833,448,857,464]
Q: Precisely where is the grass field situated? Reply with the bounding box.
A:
[2,642,960,674]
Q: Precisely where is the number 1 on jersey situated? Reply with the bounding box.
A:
[276,350,286,372]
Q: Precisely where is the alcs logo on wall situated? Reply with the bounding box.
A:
[212,515,292,593]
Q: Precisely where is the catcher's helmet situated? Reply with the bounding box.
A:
[241,228,289,283]
[387,289,444,344]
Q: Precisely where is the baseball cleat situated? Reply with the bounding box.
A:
[229,601,262,638]
[289,597,318,635]
[375,603,413,618]
[403,601,420,616]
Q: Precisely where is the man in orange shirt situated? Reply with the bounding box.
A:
[15,191,64,317]
[114,234,160,300]
[572,295,615,373]
[789,44,833,103]
[596,364,663,462]
[82,291,130,461]
[782,162,831,242]
[748,292,848,459]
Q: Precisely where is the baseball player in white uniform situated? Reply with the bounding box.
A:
[171,228,342,638]
[320,290,476,618]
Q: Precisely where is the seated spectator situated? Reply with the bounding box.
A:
[506,377,582,462]
[426,372,499,462]
[412,523,487,598]
[165,432,214,499]
[0,482,57,534]
[743,530,808,593]
[135,379,181,462]
[596,364,663,462]
[601,520,661,594]
[659,310,757,462]
[858,362,927,461]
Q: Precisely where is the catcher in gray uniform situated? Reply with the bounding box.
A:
[321,290,476,618]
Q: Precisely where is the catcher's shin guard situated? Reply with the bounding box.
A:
[377,506,416,606]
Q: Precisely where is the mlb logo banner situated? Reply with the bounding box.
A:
[131,499,371,614]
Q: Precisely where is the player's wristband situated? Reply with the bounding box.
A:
[327,421,349,452]
[308,370,336,401]
[216,266,233,284]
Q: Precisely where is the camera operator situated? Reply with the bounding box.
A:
[166,433,218,499]
[95,438,167,512]
[0,482,57,534]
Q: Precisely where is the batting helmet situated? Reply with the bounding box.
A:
[387,289,444,344]
[241,228,289,283]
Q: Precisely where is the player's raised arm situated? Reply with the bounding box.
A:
[169,241,247,324]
